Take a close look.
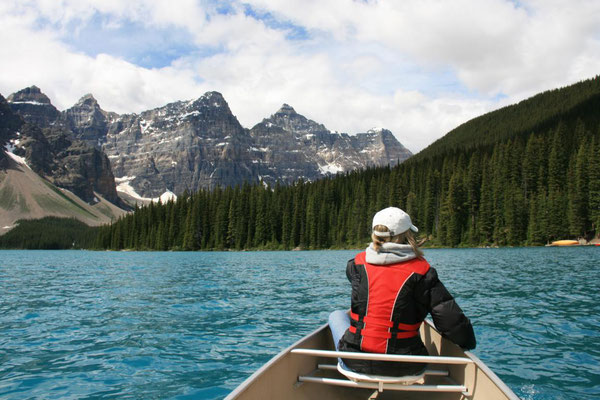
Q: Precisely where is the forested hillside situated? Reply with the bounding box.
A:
[89,76,600,250]
[0,217,97,249]
[414,76,600,158]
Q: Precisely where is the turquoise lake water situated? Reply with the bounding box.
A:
[1,248,599,399]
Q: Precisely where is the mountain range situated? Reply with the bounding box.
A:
[1,86,412,231]
[65,89,411,198]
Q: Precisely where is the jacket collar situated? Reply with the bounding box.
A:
[365,242,416,265]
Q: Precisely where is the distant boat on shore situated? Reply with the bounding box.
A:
[548,240,580,247]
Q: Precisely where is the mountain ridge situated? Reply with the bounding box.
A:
[58,88,412,197]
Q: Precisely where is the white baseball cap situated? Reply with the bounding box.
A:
[372,207,418,237]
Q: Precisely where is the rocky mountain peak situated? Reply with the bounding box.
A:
[5,87,121,205]
[262,104,328,135]
[75,94,99,107]
[275,103,297,116]
[7,86,60,127]
[7,85,52,105]
[65,93,113,148]
[380,128,397,140]
[367,127,384,134]
[204,91,225,101]
[190,91,228,110]
[365,127,396,139]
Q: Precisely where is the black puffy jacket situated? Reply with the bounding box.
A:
[339,251,476,376]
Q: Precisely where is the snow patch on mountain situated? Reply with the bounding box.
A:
[4,138,30,169]
[8,101,46,106]
[115,176,177,203]
[318,162,344,175]
[4,151,30,168]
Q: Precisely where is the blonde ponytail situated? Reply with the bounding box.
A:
[371,225,390,252]
[403,230,424,259]
[371,225,424,259]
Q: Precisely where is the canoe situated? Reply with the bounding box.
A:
[225,320,519,400]
[549,240,580,246]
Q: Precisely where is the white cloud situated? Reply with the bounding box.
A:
[0,9,203,114]
[246,0,600,96]
[1,0,599,153]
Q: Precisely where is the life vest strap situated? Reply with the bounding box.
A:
[348,325,419,339]
[395,331,420,339]
[397,322,422,331]
[350,312,421,339]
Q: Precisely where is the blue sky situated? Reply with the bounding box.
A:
[1,0,599,152]
[62,15,198,69]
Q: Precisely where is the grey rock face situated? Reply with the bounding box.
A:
[248,105,413,183]
[351,128,413,166]
[97,92,257,197]
[0,94,24,165]
[6,87,120,204]
[12,87,412,200]
[86,97,412,198]
[65,94,118,148]
[6,86,60,127]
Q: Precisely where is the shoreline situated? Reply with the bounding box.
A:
[2,242,599,252]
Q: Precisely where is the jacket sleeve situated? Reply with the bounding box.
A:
[346,258,357,282]
[415,267,476,350]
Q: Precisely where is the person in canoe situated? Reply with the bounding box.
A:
[329,207,476,376]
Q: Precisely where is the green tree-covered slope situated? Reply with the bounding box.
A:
[413,76,600,159]
[0,217,98,249]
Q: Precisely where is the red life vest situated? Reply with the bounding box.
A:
[349,251,430,354]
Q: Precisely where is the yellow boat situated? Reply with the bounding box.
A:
[225,320,519,400]
[549,240,580,246]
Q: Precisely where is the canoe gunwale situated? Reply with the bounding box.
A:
[224,322,329,400]
[464,350,521,400]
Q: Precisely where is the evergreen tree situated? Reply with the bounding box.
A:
[227,194,238,248]
[504,186,526,245]
[548,122,569,192]
[290,182,303,248]
[253,187,267,247]
[182,200,199,250]
[568,142,589,237]
[478,159,494,244]
[588,136,600,236]
[280,191,292,249]
[422,168,439,236]
[466,154,481,244]
[445,172,467,247]
[155,220,167,250]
